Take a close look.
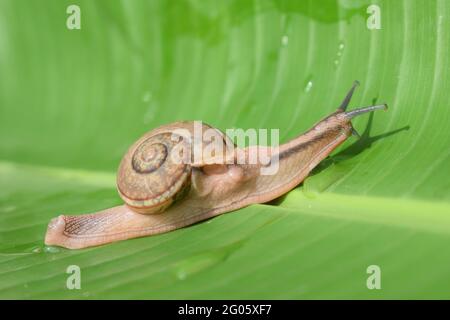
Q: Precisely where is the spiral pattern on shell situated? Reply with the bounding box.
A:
[117,131,191,214]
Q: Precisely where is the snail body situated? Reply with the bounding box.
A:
[45,81,387,249]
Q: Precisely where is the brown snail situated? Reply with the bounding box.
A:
[45,81,387,249]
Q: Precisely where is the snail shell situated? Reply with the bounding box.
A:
[117,121,235,214]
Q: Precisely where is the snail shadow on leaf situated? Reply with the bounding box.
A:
[267,112,410,207]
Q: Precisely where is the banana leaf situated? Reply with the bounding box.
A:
[1,0,449,299]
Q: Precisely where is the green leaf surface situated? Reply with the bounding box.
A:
[1,0,450,299]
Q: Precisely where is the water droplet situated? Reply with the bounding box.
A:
[142,91,152,103]
[173,241,243,280]
[280,13,292,48]
[43,246,60,254]
[334,42,345,69]
[0,243,45,256]
[31,246,42,253]
[143,107,156,124]
[304,80,313,93]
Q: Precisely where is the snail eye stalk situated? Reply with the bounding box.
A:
[338,80,360,111]
[345,104,388,119]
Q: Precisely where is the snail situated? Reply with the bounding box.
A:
[45,81,387,249]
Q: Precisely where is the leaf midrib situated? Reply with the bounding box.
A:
[1,160,449,236]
